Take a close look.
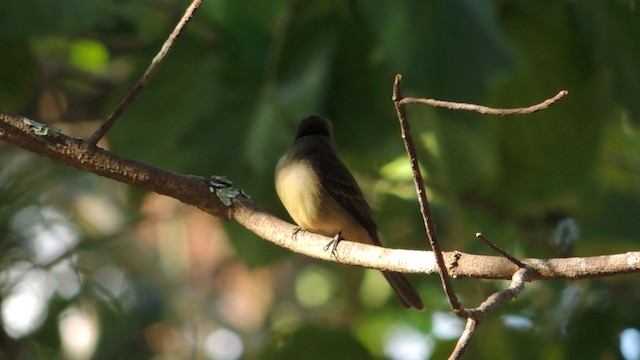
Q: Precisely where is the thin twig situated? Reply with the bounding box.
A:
[449,319,478,360]
[87,0,203,146]
[448,267,531,359]
[399,90,568,115]
[392,74,464,313]
[476,267,530,313]
[476,232,527,268]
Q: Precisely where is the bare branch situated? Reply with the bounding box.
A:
[449,319,478,360]
[394,76,575,359]
[475,267,530,314]
[1,111,639,280]
[392,74,463,313]
[0,111,225,217]
[399,90,568,115]
[449,268,531,359]
[87,0,203,146]
[476,232,528,269]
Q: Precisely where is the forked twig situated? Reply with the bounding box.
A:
[449,268,530,359]
[392,74,565,359]
[87,0,203,146]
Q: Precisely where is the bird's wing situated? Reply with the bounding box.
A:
[314,149,381,245]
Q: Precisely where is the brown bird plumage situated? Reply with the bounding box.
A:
[275,115,424,310]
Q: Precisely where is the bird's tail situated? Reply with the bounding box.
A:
[381,271,424,310]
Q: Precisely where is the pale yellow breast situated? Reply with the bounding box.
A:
[275,156,372,243]
[275,158,323,230]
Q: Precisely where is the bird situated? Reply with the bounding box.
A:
[275,115,424,310]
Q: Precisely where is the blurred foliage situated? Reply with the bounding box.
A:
[1,0,640,359]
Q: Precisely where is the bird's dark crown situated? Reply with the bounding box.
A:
[295,115,333,139]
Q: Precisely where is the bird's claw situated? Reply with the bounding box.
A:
[323,232,343,257]
[292,226,304,240]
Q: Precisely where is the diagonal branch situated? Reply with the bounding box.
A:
[392,74,464,313]
[86,0,203,146]
[476,232,528,269]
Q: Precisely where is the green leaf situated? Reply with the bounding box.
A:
[69,39,110,73]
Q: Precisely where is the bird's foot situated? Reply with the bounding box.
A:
[292,226,304,240]
[323,232,343,257]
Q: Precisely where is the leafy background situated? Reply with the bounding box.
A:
[1,0,639,359]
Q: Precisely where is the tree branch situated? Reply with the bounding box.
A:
[392,75,575,359]
[449,268,531,359]
[86,0,203,146]
[399,90,568,115]
[476,232,528,269]
[2,111,639,280]
[392,74,463,312]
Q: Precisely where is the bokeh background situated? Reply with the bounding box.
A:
[1,0,639,359]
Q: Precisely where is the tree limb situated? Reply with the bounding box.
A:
[1,111,639,281]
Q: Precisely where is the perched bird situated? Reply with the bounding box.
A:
[275,115,424,310]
